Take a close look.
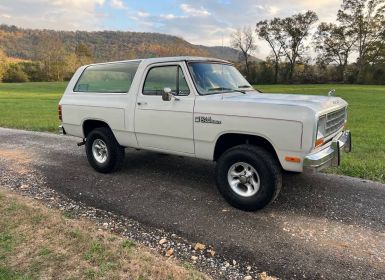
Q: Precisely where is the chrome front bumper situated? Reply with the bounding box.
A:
[304,130,351,172]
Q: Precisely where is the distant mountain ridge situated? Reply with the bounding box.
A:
[0,24,261,63]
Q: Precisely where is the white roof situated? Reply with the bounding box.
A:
[88,56,230,67]
[139,56,229,64]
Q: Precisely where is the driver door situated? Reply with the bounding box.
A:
[134,63,195,154]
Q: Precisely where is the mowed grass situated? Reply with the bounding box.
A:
[256,84,385,183]
[0,82,66,132]
[0,82,384,182]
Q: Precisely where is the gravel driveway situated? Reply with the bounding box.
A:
[0,127,384,279]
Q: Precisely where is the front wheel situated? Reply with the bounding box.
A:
[215,144,282,211]
[85,127,125,173]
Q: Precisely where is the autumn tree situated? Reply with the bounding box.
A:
[367,40,385,64]
[75,43,93,66]
[0,49,8,81]
[3,63,29,82]
[231,26,257,78]
[314,23,355,81]
[337,0,385,81]
[275,11,318,83]
[36,34,68,81]
[256,19,284,83]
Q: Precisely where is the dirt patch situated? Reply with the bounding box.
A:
[0,148,35,175]
[279,217,385,269]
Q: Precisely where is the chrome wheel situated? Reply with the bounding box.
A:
[92,139,108,164]
[227,162,260,197]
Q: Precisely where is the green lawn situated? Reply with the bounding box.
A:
[0,82,384,182]
[0,82,66,132]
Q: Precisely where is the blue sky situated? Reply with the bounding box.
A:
[0,0,342,58]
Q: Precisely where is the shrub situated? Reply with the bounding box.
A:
[3,63,29,82]
[19,61,45,82]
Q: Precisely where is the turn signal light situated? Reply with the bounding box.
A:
[285,156,301,163]
[58,105,62,121]
[315,138,324,148]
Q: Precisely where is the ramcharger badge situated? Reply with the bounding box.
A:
[195,116,222,124]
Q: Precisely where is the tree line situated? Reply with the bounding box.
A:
[0,26,244,83]
[0,29,212,83]
[0,40,93,82]
[0,0,383,84]
[232,0,385,84]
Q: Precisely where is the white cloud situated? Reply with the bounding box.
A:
[110,0,126,9]
[256,4,280,16]
[52,0,105,8]
[290,0,339,9]
[0,14,12,19]
[137,11,150,17]
[267,6,279,16]
[180,4,210,17]
[0,0,107,30]
[161,14,176,20]
[160,13,187,20]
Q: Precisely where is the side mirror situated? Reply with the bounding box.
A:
[162,87,172,101]
[162,87,180,101]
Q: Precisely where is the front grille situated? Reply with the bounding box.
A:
[325,107,346,136]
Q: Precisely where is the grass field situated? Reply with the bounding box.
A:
[0,189,207,280]
[0,82,384,183]
[0,82,66,132]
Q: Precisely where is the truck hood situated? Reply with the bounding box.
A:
[221,92,347,113]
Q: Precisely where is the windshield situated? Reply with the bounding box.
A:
[188,62,253,95]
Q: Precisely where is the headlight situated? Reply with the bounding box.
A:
[316,115,326,147]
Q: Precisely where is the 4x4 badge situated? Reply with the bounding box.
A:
[195,116,222,124]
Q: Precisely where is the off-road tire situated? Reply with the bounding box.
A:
[215,144,282,211]
[85,127,125,173]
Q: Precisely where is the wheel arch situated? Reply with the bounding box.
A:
[82,119,112,138]
[213,132,281,166]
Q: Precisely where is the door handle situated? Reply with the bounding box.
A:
[137,102,148,106]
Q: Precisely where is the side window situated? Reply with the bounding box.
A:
[74,61,140,93]
[143,66,190,96]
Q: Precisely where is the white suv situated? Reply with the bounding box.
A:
[59,56,351,211]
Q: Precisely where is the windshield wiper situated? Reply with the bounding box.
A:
[239,85,262,93]
[207,87,246,94]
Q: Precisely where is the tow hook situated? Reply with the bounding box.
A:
[77,139,86,147]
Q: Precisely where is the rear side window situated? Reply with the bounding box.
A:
[74,61,140,93]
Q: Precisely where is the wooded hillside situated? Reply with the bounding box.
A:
[0,24,260,63]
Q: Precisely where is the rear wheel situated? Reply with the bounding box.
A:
[85,127,125,173]
[215,144,282,211]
